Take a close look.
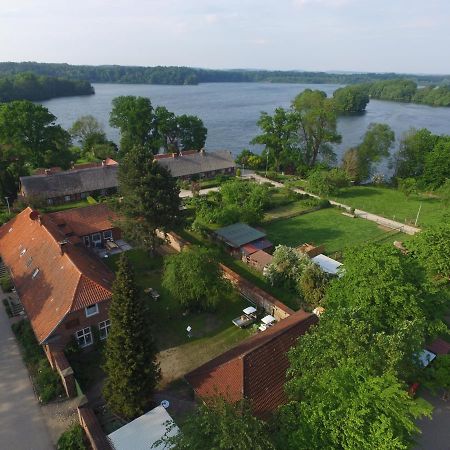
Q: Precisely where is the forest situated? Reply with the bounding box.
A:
[0,72,94,102]
[1,61,450,86]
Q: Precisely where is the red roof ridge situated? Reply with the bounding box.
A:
[187,310,313,378]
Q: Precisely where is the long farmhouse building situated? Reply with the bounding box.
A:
[19,158,118,205]
[154,149,235,179]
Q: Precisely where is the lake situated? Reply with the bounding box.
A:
[42,82,450,176]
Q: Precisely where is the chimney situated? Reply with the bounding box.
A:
[59,239,69,255]
[200,148,205,156]
[172,153,177,158]
[102,160,106,166]
[44,169,51,176]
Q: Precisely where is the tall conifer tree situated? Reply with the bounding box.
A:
[103,254,160,419]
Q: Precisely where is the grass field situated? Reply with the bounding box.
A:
[106,249,253,383]
[332,186,447,228]
[264,207,407,257]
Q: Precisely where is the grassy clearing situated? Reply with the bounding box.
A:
[263,200,316,223]
[105,249,253,381]
[43,199,90,213]
[332,186,448,228]
[264,207,407,257]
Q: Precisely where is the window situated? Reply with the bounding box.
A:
[91,233,101,243]
[98,320,111,340]
[31,268,40,279]
[47,199,53,205]
[85,303,99,317]
[64,195,71,202]
[75,327,92,347]
[103,230,113,240]
[80,192,87,199]
[83,236,90,247]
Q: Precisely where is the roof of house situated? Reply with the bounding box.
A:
[215,223,266,248]
[33,158,118,176]
[0,208,114,343]
[185,310,318,418]
[108,406,179,450]
[311,254,343,275]
[155,149,235,178]
[249,250,273,267]
[426,338,450,355]
[20,164,118,199]
[48,204,118,238]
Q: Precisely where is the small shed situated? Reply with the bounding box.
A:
[107,405,179,450]
[311,254,343,276]
[246,250,273,273]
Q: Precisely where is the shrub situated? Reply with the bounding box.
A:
[86,196,97,204]
[11,320,43,366]
[236,168,242,177]
[35,359,64,403]
[57,424,86,450]
[0,275,13,292]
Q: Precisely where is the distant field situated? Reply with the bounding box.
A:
[264,207,407,257]
[332,186,447,228]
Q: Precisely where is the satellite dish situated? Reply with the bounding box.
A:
[161,400,170,409]
[29,211,40,221]
[186,326,192,332]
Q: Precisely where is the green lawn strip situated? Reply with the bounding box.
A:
[263,200,316,223]
[264,208,404,256]
[332,186,447,228]
[43,199,90,213]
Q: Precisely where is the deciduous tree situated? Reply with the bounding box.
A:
[162,246,228,311]
[103,254,160,419]
[292,89,341,167]
[155,398,275,450]
[110,96,157,154]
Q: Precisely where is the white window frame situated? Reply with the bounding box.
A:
[85,303,99,317]
[75,327,93,348]
[91,232,101,243]
[83,236,90,247]
[98,319,111,340]
[64,195,71,202]
[103,230,113,240]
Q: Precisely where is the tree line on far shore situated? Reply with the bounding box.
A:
[0,72,93,102]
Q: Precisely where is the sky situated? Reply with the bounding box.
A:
[1,0,450,74]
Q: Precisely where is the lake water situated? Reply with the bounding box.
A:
[42,82,450,176]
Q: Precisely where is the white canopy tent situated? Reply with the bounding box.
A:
[108,405,179,450]
[261,315,276,325]
[243,306,257,315]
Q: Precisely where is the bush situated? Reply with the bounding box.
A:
[0,275,13,292]
[86,196,97,204]
[35,359,63,402]
[236,168,242,177]
[2,298,12,317]
[57,424,86,450]
[11,320,43,366]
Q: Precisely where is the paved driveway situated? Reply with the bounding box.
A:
[0,299,53,450]
[415,390,450,450]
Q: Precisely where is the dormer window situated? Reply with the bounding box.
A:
[20,248,27,257]
[85,303,99,317]
[32,268,40,279]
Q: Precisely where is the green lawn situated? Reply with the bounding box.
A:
[43,199,91,213]
[332,186,447,228]
[264,207,407,257]
[106,248,255,384]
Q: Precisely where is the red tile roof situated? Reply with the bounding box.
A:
[48,204,118,238]
[0,208,114,343]
[185,310,317,418]
[427,338,450,355]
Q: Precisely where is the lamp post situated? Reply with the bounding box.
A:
[4,197,10,215]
